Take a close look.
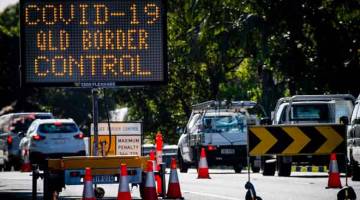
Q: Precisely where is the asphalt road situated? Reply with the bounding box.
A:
[0,169,359,200]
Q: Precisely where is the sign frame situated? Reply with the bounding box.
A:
[19,0,168,87]
[248,124,346,156]
[90,122,143,156]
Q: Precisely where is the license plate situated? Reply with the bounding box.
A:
[221,149,235,154]
[93,175,115,183]
[54,139,65,144]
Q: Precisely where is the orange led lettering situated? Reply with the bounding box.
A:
[51,56,66,76]
[127,29,137,50]
[145,3,160,24]
[85,55,101,76]
[79,4,89,25]
[136,55,151,75]
[130,4,139,25]
[116,30,126,50]
[42,4,57,25]
[68,56,84,76]
[94,4,109,25]
[102,55,118,75]
[93,30,103,50]
[36,31,47,51]
[34,56,50,77]
[119,55,135,76]
[25,5,40,25]
[59,30,70,50]
[59,4,74,25]
[82,30,91,50]
[105,30,115,50]
[138,29,148,50]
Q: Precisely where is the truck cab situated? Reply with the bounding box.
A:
[177,100,266,173]
[268,94,355,176]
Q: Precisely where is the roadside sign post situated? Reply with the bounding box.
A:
[92,89,99,156]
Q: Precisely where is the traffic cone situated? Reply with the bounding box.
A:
[143,160,158,200]
[150,150,157,172]
[166,157,183,199]
[198,148,210,179]
[327,153,342,189]
[82,167,96,200]
[21,149,32,172]
[117,163,131,200]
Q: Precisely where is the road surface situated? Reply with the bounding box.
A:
[0,169,359,199]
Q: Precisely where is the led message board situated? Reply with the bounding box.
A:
[20,0,167,87]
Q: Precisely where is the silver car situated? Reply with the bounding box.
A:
[19,119,86,169]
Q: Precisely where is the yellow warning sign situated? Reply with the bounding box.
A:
[91,136,116,156]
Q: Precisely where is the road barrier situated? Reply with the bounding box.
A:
[249,124,346,156]
[291,166,328,172]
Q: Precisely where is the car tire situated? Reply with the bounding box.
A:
[263,160,276,176]
[4,161,11,171]
[233,164,243,173]
[251,166,260,173]
[278,162,291,177]
[352,161,360,181]
[178,150,189,173]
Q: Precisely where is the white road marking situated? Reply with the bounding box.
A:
[183,190,240,200]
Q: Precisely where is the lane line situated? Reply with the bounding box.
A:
[183,190,240,200]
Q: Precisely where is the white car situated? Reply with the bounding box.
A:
[19,119,86,168]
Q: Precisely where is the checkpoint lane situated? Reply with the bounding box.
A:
[0,169,359,200]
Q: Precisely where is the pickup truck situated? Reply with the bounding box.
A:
[265,94,355,176]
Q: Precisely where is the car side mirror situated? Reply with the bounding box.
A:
[260,117,271,125]
[339,116,349,125]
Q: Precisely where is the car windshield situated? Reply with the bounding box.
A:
[39,123,78,133]
[291,104,329,121]
[203,114,246,133]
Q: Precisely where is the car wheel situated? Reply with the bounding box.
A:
[263,160,276,176]
[352,161,360,181]
[178,150,189,173]
[251,166,260,173]
[278,158,291,177]
[233,164,243,173]
[4,161,11,171]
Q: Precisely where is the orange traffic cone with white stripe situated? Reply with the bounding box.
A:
[117,163,131,200]
[166,157,183,199]
[82,167,96,200]
[198,148,210,179]
[21,149,31,172]
[150,150,157,172]
[143,160,158,200]
[327,153,342,189]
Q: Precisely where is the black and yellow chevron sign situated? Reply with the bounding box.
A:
[248,124,346,156]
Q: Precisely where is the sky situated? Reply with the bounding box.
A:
[0,0,18,12]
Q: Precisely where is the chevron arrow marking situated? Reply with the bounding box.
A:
[315,126,344,154]
[281,127,311,154]
[249,127,277,155]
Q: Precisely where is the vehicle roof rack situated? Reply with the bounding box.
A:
[191,100,258,111]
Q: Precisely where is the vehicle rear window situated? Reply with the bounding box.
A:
[39,123,78,133]
[291,104,329,121]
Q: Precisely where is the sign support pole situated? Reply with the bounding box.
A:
[92,88,99,156]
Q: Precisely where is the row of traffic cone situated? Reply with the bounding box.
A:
[81,158,184,200]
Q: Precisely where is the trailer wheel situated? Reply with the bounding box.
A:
[95,187,105,198]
